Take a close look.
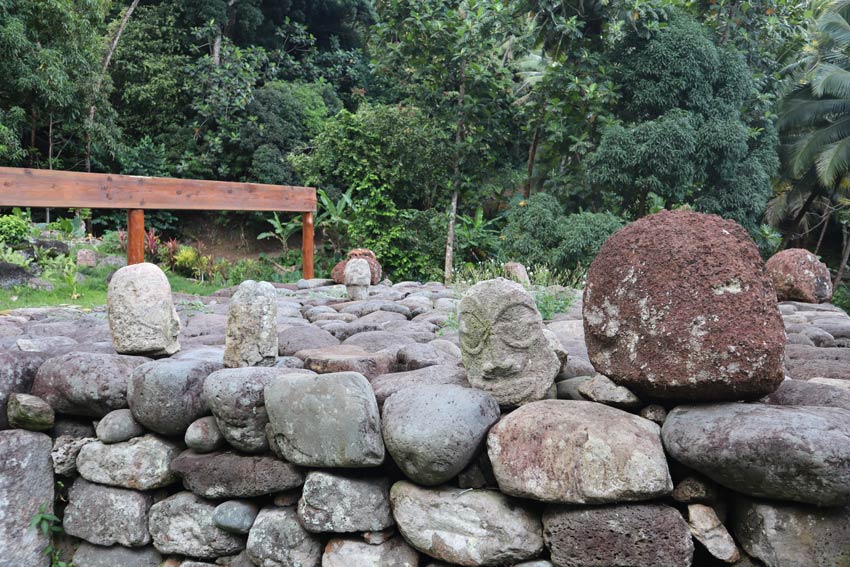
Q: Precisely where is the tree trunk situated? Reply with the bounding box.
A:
[523,125,541,199]
[29,106,37,166]
[48,115,53,169]
[834,225,850,291]
[444,59,467,284]
[86,0,141,172]
[781,186,822,249]
[814,207,832,256]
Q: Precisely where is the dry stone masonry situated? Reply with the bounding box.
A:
[0,209,849,566]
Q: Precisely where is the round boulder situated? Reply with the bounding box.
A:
[583,209,785,401]
[766,248,833,303]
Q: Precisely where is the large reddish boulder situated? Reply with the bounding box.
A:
[583,210,785,401]
[765,248,832,303]
[331,249,382,285]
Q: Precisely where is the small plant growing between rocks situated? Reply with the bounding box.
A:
[30,503,70,567]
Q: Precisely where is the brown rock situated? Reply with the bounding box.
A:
[331,249,382,285]
[766,248,832,303]
[583,210,785,401]
[298,344,394,379]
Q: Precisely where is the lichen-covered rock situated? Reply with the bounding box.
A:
[297,471,393,533]
[265,371,384,467]
[170,450,303,499]
[51,435,95,476]
[382,384,500,485]
[543,503,694,567]
[7,392,54,430]
[487,400,672,504]
[107,263,181,356]
[766,248,833,303]
[583,210,785,401]
[31,352,150,417]
[0,350,47,428]
[246,507,322,567]
[459,278,560,407]
[344,258,371,301]
[76,434,180,490]
[96,409,146,443]
[322,537,418,567]
[224,280,278,368]
[204,367,313,454]
[731,497,850,567]
[149,492,245,558]
[63,478,152,547]
[72,543,162,567]
[390,481,544,566]
[185,416,225,453]
[0,430,53,567]
[662,404,850,506]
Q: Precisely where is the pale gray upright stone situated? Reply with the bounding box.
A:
[204,367,313,453]
[107,262,181,356]
[390,481,544,565]
[344,258,371,301]
[322,537,418,567]
[382,384,500,485]
[488,400,672,504]
[458,278,560,407]
[76,434,180,490]
[224,280,278,368]
[72,543,162,567]
[0,430,53,567]
[63,478,152,547]
[297,471,393,533]
[96,409,145,443]
[31,352,150,417]
[265,371,385,467]
[662,404,850,506]
[128,358,221,435]
[246,507,322,567]
[148,492,245,558]
[731,497,850,567]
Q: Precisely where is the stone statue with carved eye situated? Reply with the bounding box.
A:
[458,278,560,407]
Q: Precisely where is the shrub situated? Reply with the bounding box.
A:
[0,214,31,245]
[174,245,201,276]
[557,211,625,269]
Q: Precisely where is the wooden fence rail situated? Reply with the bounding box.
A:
[0,167,317,278]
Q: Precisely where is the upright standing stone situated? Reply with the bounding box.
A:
[583,210,785,401]
[108,263,181,356]
[344,258,371,301]
[224,280,278,368]
[458,278,560,407]
[0,430,53,567]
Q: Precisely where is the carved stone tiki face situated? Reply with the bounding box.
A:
[459,278,560,407]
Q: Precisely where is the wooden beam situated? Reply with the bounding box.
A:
[0,167,316,212]
[127,210,145,265]
[302,212,315,280]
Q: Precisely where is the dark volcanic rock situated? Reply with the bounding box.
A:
[583,210,785,401]
[170,450,303,499]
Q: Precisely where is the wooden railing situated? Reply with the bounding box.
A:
[0,167,317,278]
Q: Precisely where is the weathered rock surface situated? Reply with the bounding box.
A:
[246,507,322,567]
[731,497,850,567]
[687,503,739,563]
[149,492,245,558]
[170,450,303,499]
[297,471,393,533]
[543,503,694,567]
[662,404,850,506]
[382,384,500,485]
[64,478,152,547]
[224,280,278,368]
[576,373,641,409]
[278,325,339,356]
[7,392,54,430]
[298,344,394,379]
[76,434,180,490]
[390,481,544,566]
[96,408,146,443]
[128,359,221,435]
[331,249,382,285]
[488,400,672,504]
[108,263,181,356]
[459,278,560,407]
[584,209,786,401]
[72,543,162,567]
[51,435,95,476]
[31,352,149,417]
[185,415,225,453]
[344,258,371,300]
[265,371,385,467]
[0,350,46,428]
[766,248,833,303]
[0,430,53,567]
[371,364,469,405]
[322,537,418,567]
[760,378,850,412]
[214,500,259,534]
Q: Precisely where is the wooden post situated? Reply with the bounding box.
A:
[302,211,314,280]
[127,209,145,265]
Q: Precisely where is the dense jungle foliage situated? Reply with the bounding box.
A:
[1,0,849,289]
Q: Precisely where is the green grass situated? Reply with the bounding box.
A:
[0,264,225,311]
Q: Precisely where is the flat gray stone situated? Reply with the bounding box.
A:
[76,434,180,490]
[246,507,322,567]
[297,471,393,533]
[72,543,162,567]
[322,536,418,567]
[149,492,245,558]
[371,365,469,405]
[64,478,152,547]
